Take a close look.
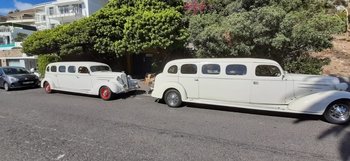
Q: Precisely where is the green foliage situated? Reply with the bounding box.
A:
[188,0,345,74]
[22,27,62,55]
[37,54,61,77]
[91,0,188,56]
[284,56,330,74]
[23,0,188,59]
[14,33,28,42]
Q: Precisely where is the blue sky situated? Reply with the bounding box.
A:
[0,0,53,15]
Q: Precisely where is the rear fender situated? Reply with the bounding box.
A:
[152,82,188,101]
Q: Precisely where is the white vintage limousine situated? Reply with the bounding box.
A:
[152,58,350,124]
[41,62,139,100]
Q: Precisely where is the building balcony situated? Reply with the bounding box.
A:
[0,43,16,50]
[6,18,35,24]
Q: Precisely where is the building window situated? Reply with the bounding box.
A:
[59,5,70,14]
[202,64,220,75]
[49,7,54,15]
[226,64,247,75]
[72,4,83,14]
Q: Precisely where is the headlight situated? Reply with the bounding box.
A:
[116,76,122,82]
[9,77,19,82]
[335,83,348,91]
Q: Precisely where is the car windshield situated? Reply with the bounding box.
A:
[3,67,29,75]
[90,65,111,72]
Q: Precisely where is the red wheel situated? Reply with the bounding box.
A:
[44,82,52,94]
[99,86,112,101]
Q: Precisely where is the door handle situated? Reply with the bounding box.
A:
[194,78,199,81]
[253,81,259,85]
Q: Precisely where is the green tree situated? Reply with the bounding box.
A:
[22,0,188,61]
[37,54,61,77]
[14,33,28,42]
[91,0,188,56]
[188,0,345,74]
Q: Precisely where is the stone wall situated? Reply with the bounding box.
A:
[0,49,22,57]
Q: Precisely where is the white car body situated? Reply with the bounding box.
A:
[41,62,139,97]
[152,58,350,117]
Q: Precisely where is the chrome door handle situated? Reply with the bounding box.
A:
[194,78,199,81]
[253,81,259,85]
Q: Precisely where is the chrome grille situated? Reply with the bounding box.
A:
[121,73,128,88]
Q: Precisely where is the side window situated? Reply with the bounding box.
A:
[0,69,3,75]
[226,64,247,75]
[255,65,281,77]
[68,66,76,73]
[168,65,178,74]
[181,64,197,74]
[59,66,66,73]
[46,66,50,72]
[78,66,89,74]
[50,66,57,72]
[202,64,220,75]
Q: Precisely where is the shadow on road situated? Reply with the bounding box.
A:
[50,89,146,100]
[157,101,321,121]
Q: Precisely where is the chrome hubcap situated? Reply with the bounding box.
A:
[329,104,350,121]
[4,83,8,90]
[167,92,179,106]
[103,90,109,97]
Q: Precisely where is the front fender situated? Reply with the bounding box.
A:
[288,90,350,115]
[91,81,124,95]
[151,82,188,101]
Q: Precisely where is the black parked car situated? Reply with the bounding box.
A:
[0,67,40,91]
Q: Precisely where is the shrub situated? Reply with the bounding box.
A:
[37,54,61,78]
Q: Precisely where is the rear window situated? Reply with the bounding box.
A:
[59,66,66,73]
[226,64,247,75]
[181,64,197,74]
[50,66,57,72]
[68,66,76,73]
[202,64,220,75]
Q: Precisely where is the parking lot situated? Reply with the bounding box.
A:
[0,88,349,161]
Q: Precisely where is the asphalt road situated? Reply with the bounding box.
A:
[0,88,349,161]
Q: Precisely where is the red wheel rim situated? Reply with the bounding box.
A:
[45,83,51,93]
[100,87,111,100]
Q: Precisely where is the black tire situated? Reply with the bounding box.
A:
[43,82,52,94]
[164,89,182,108]
[3,82,10,91]
[323,101,350,125]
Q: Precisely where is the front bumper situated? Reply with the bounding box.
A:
[9,80,40,89]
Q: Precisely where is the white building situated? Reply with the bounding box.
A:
[0,23,37,69]
[34,0,108,30]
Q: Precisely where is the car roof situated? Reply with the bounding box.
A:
[47,61,108,66]
[0,66,26,69]
[167,58,279,64]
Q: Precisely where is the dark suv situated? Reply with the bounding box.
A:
[0,67,40,91]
